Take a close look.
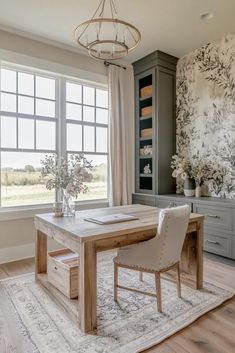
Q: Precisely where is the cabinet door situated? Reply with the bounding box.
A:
[156,66,176,194]
[132,194,155,206]
[155,198,192,210]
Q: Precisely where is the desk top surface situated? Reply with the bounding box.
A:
[35,204,204,242]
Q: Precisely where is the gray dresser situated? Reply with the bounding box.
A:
[132,193,235,260]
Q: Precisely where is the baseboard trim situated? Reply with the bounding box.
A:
[0,243,35,264]
[0,240,63,264]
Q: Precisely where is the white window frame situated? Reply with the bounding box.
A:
[0,63,109,214]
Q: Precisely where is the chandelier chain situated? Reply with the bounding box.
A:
[109,0,117,19]
[98,0,106,18]
[78,0,105,41]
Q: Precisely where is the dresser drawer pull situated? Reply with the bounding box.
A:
[206,214,220,219]
[206,240,220,245]
[54,266,58,270]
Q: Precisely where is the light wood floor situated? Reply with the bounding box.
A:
[0,253,234,353]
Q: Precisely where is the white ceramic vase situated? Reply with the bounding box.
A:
[195,185,202,198]
[183,177,196,197]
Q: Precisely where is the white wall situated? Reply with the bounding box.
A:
[0,30,135,264]
[0,29,107,84]
[0,202,109,264]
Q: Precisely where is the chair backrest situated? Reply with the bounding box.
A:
[156,205,191,269]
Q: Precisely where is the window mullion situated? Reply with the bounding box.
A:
[16,72,19,149]
[34,74,36,150]
[0,65,2,208]
[82,85,84,152]
[59,77,66,160]
[56,77,66,202]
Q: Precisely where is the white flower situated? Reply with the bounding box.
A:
[172,169,178,178]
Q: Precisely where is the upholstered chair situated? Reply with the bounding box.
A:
[113,205,191,312]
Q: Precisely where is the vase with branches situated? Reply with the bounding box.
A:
[41,154,93,216]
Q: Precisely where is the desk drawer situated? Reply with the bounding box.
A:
[204,229,232,258]
[48,249,79,299]
[194,204,233,231]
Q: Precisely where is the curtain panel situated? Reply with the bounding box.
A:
[107,65,134,206]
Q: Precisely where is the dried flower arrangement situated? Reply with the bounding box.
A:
[41,154,93,215]
[171,154,231,197]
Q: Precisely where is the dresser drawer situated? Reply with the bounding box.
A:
[204,229,232,258]
[156,198,192,210]
[193,204,233,231]
[232,236,235,260]
[132,194,155,206]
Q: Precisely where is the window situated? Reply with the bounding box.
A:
[0,65,109,208]
[66,81,108,201]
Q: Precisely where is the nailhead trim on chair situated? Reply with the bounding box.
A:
[158,213,170,270]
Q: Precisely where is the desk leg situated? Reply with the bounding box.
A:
[196,219,204,289]
[35,230,47,277]
[79,241,97,333]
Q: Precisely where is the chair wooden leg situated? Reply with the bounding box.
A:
[155,272,162,313]
[114,262,118,302]
[139,271,143,282]
[176,263,181,298]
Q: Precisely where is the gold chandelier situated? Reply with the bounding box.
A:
[74,0,141,60]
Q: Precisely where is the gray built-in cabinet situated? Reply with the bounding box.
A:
[132,50,235,260]
[132,193,235,260]
[133,50,178,195]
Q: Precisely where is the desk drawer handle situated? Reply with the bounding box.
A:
[206,214,220,219]
[206,240,220,245]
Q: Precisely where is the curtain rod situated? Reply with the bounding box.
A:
[104,61,126,70]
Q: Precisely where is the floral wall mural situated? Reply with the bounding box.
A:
[176,32,235,198]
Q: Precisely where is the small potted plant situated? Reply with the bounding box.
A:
[171,155,195,196]
[41,154,93,216]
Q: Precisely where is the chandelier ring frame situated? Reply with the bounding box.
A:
[74,17,141,53]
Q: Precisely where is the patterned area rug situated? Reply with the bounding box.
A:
[0,252,233,353]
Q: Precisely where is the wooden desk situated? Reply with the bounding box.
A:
[34,204,204,333]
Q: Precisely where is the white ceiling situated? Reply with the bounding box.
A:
[0,0,234,63]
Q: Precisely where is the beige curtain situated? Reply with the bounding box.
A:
[107,65,134,206]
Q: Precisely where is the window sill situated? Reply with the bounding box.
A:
[0,199,109,222]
